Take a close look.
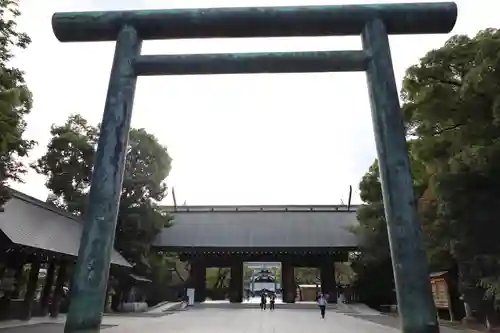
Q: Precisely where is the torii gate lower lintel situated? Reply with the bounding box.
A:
[53,3,457,333]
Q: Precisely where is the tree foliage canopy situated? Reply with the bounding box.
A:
[0,0,35,208]
[404,28,500,299]
[353,28,500,312]
[34,114,173,275]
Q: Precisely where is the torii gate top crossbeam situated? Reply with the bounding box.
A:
[52,2,457,42]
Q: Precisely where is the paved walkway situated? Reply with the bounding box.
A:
[103,307,400,333]
[0,306,467,333]
[243,296,283,304]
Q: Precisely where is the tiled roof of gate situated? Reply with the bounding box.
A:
[154,205,359,250]
[0,189,131,267]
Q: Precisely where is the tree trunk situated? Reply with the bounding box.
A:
[214,269,228,289]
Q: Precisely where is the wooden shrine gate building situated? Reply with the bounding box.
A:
[153,205,359,303]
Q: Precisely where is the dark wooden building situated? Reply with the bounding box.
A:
[0,189,130,320]
[154,205,359,303]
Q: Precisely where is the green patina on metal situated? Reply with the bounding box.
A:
[63,25,141,333]
[362,18,439,333]
[133,51,369,76]
[52,2,457,42]
[54,2,457,332]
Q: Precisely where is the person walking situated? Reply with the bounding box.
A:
[269,293,276,310]
[317,293,327,319]
[260,293,267,310]
[338,291,345,304]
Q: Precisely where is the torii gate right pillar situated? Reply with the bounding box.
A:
[362,17,441,333]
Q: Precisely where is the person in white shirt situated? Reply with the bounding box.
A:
[338,291,345,304]
[317,293,327,319]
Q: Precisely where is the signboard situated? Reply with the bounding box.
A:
[186,288,195,306]
[247,262,280,269]
[429,272,455,322]
[430,278,450,309]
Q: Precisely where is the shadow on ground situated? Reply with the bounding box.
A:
[104,311,176,318]
[0,323,115,333]
[346,314,477,333]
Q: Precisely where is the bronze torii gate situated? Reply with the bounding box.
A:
[52,2,457,333]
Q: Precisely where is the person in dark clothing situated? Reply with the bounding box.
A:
[260,293,267,310]
[269,293,276,310]
[317,293,327,319]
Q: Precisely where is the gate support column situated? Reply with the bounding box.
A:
[362,18,438,333]
[281,259,295,303]
[229,260,243,303]
[40,260,56,316]
[21,258,41,320]
[50,261,68,318]
[319,257,337,303]
[189,260,206,303]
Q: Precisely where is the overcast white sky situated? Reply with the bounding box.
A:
[8,0,498,206]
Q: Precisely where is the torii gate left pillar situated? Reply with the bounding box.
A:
[52,3,457,333]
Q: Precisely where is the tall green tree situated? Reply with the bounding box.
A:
[33,114,173,274]
[351,147,430,307]
[295,267,319,285]
[402,28,500,309]
[206,268,230,290]
[0,0,35,208]
[347,26,500,324]
[350,161,396,307]
[33,114,97,214]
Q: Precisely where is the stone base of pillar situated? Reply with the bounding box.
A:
[229,292,243,303]
[194,289,206,303]
[283,290,296,303]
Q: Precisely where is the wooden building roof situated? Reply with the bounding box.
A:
[154,205,359,252]
[0,189,131,267]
